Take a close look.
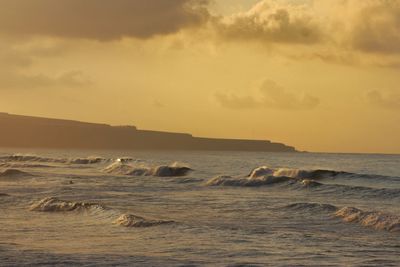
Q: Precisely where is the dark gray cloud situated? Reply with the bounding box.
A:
[215,79,320,110]
[0,0,210,40]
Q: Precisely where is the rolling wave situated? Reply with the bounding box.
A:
[207,174,399,199]
[114,214,174,227]
[302,183,400,199]
[206,166,352,187]
[0,154,110,165]
[30,197,107,213]
[0,169,34,179]
[30,197,175,228]
[249,166,349,180]
[0,155,59,163]
[0,163,53,168]
[207,166,400,199]
[284,202,400,232]
[103,162,192,177]
[206,175,292,187]
[335,207,400,232]
[68,157,105,164]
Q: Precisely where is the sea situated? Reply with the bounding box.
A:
[0,149,399,266]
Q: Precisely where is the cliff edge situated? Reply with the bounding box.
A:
[0,112,296,152]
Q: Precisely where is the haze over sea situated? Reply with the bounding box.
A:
[1,149,399,266]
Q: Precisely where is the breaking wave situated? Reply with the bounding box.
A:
[206,175,292,187]
[114,214,174,228]
[206,166,349,187]
[248,166,348,180]
[284,202,400,232]
[206,173,400,200]
[30,197,175,228]
[103,162,192,177]
[30,197,107,213]
[68,157,105,164]
[0,154,110,165]
[206,166,400,200]
[335,207,400,232]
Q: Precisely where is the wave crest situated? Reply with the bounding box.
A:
[68,157,105,164]
[30,197,175,228]
[283,202,400,233]
[114,214,174,228]
[206,175,292,187]
[30,197,106,212]
[335,207,400,232]
[0,154,108,165]
[249,166,344,180]
[103,162,192,177]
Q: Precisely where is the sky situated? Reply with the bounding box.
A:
[0,0,399,154]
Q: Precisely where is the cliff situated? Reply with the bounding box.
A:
[0,112,296,152]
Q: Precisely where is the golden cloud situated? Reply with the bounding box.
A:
[215,79,320,110]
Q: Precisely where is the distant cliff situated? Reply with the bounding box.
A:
[0,112,296,152]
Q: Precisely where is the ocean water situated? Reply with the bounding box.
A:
[0,149,399,266]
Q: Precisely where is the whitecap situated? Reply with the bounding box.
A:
[335,207,400,232]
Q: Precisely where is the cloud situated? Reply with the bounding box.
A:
[215,79,319,110]
[210,0,400,67]
[0,43,90,90]
[214,93,258,109]
[214,0,321,44]
[0,0,210,40]
[365,90,400,110]
[0,71,91,90]
[153,100,166,108]
[349,0,400,54]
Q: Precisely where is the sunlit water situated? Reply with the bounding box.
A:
[0,149,399,266]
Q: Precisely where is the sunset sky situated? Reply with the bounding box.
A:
[0,0,399,153]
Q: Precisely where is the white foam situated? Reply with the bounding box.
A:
[335,207,400,232]
[103,162,192,177]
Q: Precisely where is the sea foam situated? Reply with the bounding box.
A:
[335,207,400,232]
[103,161,192,177]
[30,197,106,212]
[30,197,175,228]
[206,166,352,187]
[249,166,345,180]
